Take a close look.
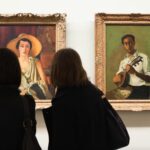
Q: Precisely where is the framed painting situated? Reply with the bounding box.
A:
[95,13,150,111]
[0,13,66,109]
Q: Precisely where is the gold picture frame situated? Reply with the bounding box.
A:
[0,13,66,109]
[95,13,150,111]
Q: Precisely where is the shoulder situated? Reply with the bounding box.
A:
[84,81,103,94]
[85,83,105,101]
[29,57,37,63]
[138,52,148,58]
[75,81,105,102]
[53,82,105,102]
[138,52,149,62]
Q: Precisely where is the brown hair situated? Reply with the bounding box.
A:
[16,38,32,50]
[0,48,21,87]
[121,34,135,44]
[51,48,88,88]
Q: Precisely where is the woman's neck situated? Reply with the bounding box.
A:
[19,55,29,61]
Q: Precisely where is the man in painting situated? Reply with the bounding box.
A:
[7,33,52,99]
[112,34,150,99]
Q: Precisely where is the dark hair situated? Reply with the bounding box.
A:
[51,48,88,88]
[16,38,32,49]
[121,34,135,44]
[0,48,21,87]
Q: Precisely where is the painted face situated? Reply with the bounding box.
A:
[123,37,135,54]
[18,40,31,57]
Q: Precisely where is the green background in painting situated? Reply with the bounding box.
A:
[106,25,150,92]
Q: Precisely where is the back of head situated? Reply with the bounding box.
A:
[51,48,88,88]
[0,48,21,87]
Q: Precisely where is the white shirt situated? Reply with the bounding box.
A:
[117,51,150,86]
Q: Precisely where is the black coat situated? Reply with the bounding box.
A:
[43,82,111,150]
[0,86,35,150]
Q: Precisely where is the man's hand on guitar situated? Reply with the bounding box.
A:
[125,64,137,74]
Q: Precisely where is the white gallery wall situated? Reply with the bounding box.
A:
[1,0,150,149]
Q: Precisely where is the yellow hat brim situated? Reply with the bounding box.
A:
[7,33,42,57]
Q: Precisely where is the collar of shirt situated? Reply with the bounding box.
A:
[125,50,139,63]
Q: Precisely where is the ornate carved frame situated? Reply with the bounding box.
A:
[0,13,66,109]
[95,13,150,111]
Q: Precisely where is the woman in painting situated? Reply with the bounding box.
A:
[7,33,51,99]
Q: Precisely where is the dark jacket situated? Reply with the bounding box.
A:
[43,81,111,150]
[0,86,35,150]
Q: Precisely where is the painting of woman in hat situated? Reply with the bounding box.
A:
[7,33,52,99]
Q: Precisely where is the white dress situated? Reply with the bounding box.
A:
[19,57,51,99]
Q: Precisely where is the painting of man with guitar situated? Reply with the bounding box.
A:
[112,34,150,99]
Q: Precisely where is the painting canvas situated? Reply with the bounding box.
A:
[95,13,150,110]
[0,13,66,109]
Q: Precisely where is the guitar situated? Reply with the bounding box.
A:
[117,56,143,87]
